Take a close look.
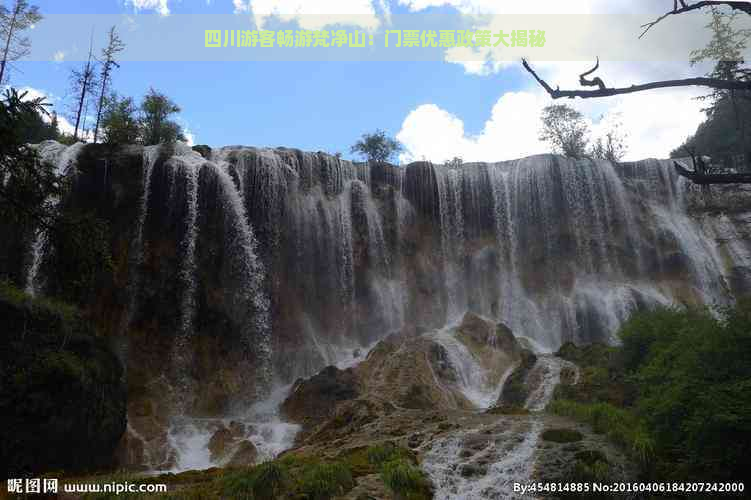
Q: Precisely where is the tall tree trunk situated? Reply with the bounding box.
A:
[0,3,19,85]
[93,67,110,144]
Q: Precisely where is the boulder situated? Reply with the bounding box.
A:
[208,427,235,462]
[280,365,359,430]
[227,440,258,467]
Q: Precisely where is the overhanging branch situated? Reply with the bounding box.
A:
[521,58,751,99]
[640,1,751,39]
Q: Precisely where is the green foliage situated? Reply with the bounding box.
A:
[589,121,627,162]
[350,129,403,164]
[549,400,655,467]
[555,302,751,481]
[672,7,751,170]
[297,462,354,499]
[43,210,113,305]
[366,442,403,466]
[221,462,289,500]
[0,88,62,228]
[140,87,185,145]
[380,458,432,500]
[0,281,126,475]
[539,104,589,159]
[541,428,583,443]
[101,94,140,146]
[622,301,751,480]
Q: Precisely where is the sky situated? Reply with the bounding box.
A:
[7,0,745,162]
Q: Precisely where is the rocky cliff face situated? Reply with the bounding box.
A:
[2,141,751,471]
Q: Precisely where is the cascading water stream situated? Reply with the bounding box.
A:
[118,145,162,370]
[24,142,85,296]
[422,355,574,500]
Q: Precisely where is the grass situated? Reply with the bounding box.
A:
[0,278,78,326]
[380,458,433,500]
[221,462,289,500]
[549,399,655,466]
[297,462,354,499]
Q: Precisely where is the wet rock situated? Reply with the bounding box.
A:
[208,427,235,462]
[280,365,360,431]
[227,440,258,467]
[497,349,538,407]
[459,463,487,478]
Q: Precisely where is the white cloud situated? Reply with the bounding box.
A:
[182,126,196,146]
[52,51,66,63]
[397,92,549,163]
[397,83,705,163]
[397,0,609,15]
[125,0,170,16]
[233,0,383,31]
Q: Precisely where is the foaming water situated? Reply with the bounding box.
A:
[166,340,379,472]
[427,325,505,409]
[167,383,300,472]
[422,356,572,499]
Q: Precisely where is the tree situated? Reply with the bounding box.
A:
[139,88,185,145]
[69,32,98,141]
[93,26,125,143]
[673,7,751,172]
[539,104,590,159]
[100,94,140,145]
[0,0,42,85]
[0,88,61,229]
[590,114,628,162]
[445,157,464,168]
[350,129,403,164]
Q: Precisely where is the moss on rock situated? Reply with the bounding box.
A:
[0,282,126,475]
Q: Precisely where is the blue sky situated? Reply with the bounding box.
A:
[9,0,731,162]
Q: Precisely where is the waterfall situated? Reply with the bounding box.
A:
[171,154,202,388]
[24,142,85,296]
[209,160,271,395]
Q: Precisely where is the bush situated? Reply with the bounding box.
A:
[221,462,289,500]
[556,302,751,481]
[297,462,354,500]
[380,458,432,500]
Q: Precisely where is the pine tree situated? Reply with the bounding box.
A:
[93,27,125,143]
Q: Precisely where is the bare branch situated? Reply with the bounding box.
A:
[579,57,607,90]
[522,58,751,99]
[640,1,751,39]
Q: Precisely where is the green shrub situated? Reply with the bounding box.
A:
[380,458,432,500]
[549,400,655,466]
[221,462,289,500]
[367,442,401,466]
[555,301,751,481]
[297,461,354,499]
